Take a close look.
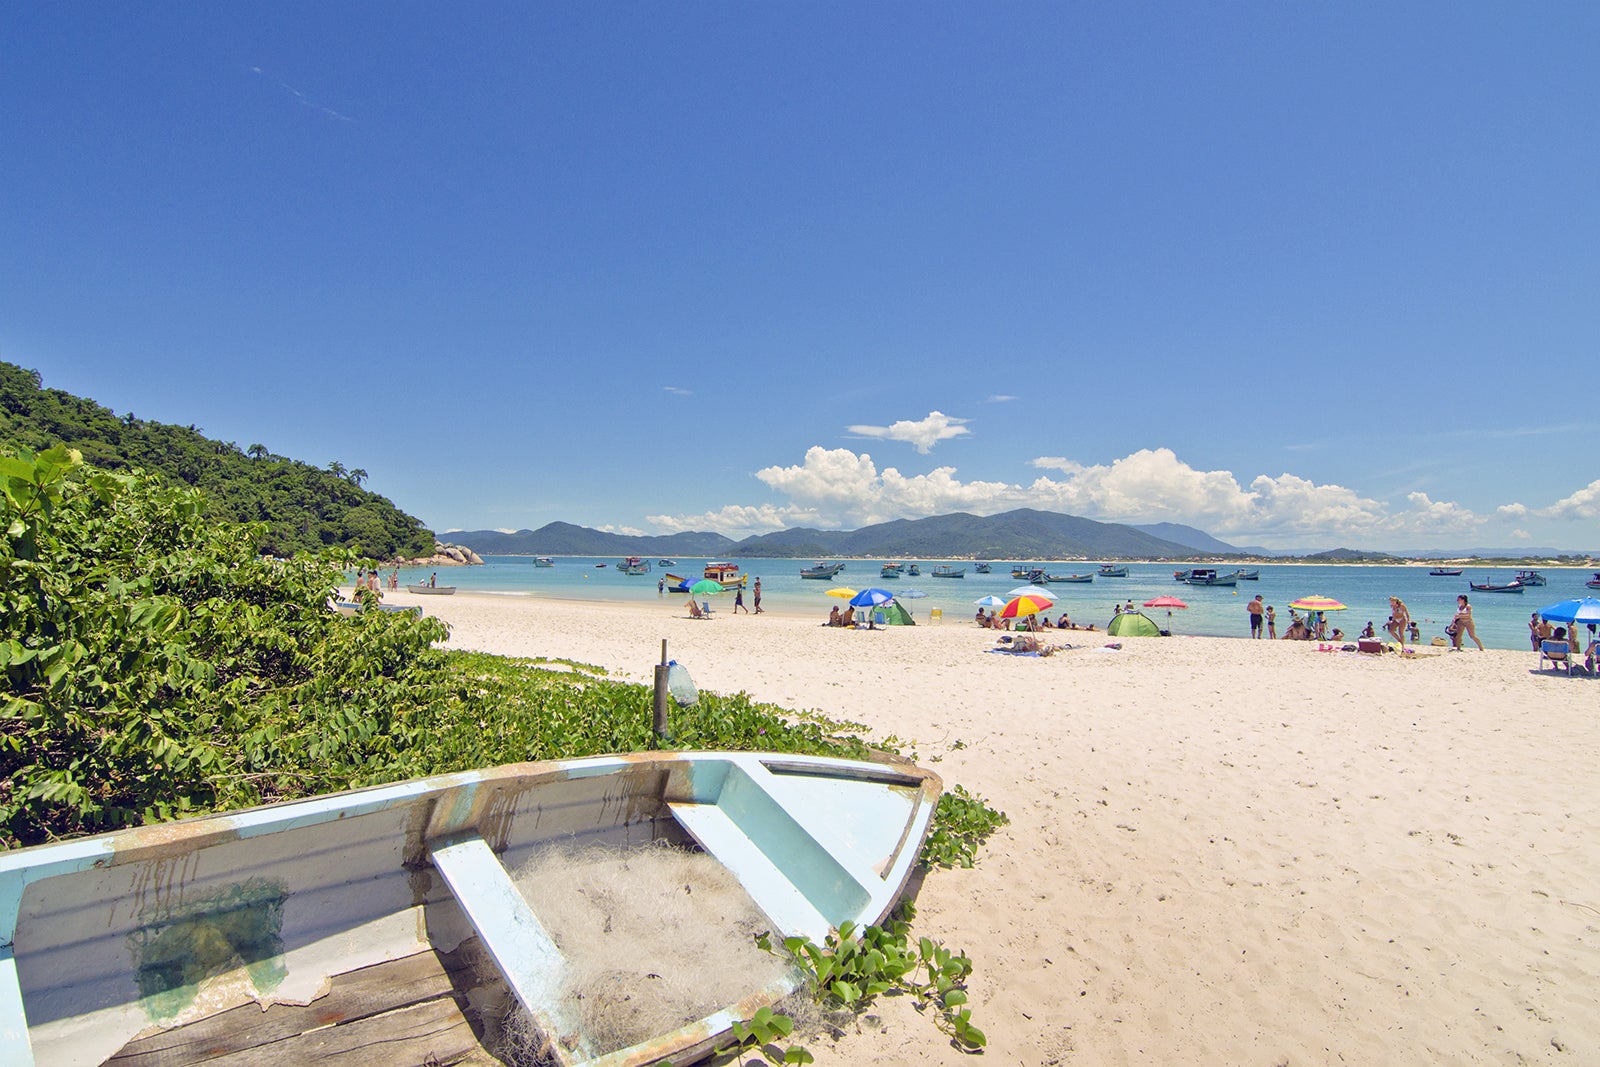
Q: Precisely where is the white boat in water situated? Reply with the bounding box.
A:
[406,583,456,595]
[0,752,941,1067]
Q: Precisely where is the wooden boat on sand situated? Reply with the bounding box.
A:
[0,752,941,1067]
[406,583,456,595]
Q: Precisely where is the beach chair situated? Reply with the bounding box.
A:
[1539,639,1573,676]
[930,608,942,624]
[687,600,711,620]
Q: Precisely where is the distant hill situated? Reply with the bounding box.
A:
[450,508,1202,560]
[1303,547,1401,562]
[1131,522,1241,554]
[450,523,737,557]
[0,361,435,559]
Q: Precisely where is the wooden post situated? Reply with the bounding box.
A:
[652,638,670,745]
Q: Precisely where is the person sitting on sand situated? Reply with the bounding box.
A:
[1385,597,1411,646]
[1360,621,1375,640]
[975,608,989,627]
[1283,618,1309,640]
[828,605,842,627]
[1057,612,1070,629]
[1331,628,1345,641]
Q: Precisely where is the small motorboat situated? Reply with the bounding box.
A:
[1185,569,1238,587]
[931,565,965,579]
[800,562,847,579]
[1514,570,1547,586]
[406,583,456,595]
[533,557,555,567]
[1469,577,1524,593]
[1233,568,1259,580]
[974,562,992,573]
[1097,564,1128,578]
[1429,567,1463,576]
[1047,573,1094,583]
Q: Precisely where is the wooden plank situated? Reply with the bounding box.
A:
[106,949,492,1066]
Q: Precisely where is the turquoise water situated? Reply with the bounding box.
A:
[383,558,1599,652]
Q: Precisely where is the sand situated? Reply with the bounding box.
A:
[380,589,1599,1065]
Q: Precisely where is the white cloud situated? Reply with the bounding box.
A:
[647,444,1495,547]
[662,385,691,397]
[596,524,647,536]
[1497,502,1529,518]
[846,411,970,454]
[1510,529,1531,540]
[987,394,1019,403]
[1541,479,1600,520]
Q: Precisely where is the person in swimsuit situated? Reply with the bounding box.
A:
[1385,597,1410,646]
[1248,595,1264,638]
[1452,594,1484,650]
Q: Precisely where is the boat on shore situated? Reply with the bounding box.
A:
[0,752,941,1067]
[406,583,456,595]
[703,562,747,589]
[1429,567,1463,576]
[931,565,965,579]
[1097,564,1128,578]
[1514,570,1547,586]
[1469,578,1525,593]
[663,572,693,593]
[1184,569,1238,587]
[800,561,847,579]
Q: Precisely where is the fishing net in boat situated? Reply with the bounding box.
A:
[492,840,796,1064]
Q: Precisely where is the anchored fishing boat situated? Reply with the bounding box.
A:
[1469,577,1525,593]
[618,556,652,575]
[1046,572,1094,583]
[0,752,941,1067]
[1097,564,1128,578]
[931,565,965,579]
[1513,570,1546,586]
[534,557,554,567]
[1184,569,1238,587]
[799,562,846,580]
[1428,567,1463,576]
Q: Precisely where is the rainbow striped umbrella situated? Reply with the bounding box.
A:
[1288,595,1347,612]
[999,594,1054,619]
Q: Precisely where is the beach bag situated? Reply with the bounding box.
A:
[666,660,699,707]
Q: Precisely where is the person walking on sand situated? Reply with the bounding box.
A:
[1248,594,1264,638]
[1385,596,1410,646]
[1452,594,1485,650]
[1266,605,1277,639]
[753,578,763,613]
[733,586,748,614]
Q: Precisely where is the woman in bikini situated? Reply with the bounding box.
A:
[1385,596,1411,646]
[1452,594,1484,650]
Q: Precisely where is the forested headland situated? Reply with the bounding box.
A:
[0,361,433,559]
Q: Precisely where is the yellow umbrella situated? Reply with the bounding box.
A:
[825,587,858,599]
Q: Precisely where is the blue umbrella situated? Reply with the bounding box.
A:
[974,595,1008,608]
[1538,597,1600,625]
[899,589,929,599]
[849,588,897,609]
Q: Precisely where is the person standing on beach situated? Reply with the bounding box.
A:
[1266,605,1277,639]
[1529,611,1543,651]
[753,578,763,613]
[1452,594,1485,650]
[733,586,748,613]
[1385,597,1410,646]
[1248,595,1264,638]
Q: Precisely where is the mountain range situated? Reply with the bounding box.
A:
[447,510,1237,560]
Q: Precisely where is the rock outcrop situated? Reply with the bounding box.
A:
[392,540,484,567]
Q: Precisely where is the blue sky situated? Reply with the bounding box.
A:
[4,3,1597,551]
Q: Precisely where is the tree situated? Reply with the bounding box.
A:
[348,468,367,487]
[247,443,268,460]
[327,460,347,479]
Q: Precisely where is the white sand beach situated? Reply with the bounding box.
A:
[384,590,1599,1065]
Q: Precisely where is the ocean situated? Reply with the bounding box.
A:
[381,557,1598,652]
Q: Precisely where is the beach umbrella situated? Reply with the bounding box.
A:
[1288,595,1347,612]
[848,588,897,609]
[899,589,929,599]
[825,587,858,599]
[1537,597,1600,625]
[1143,596,1189,610]
[999,594,1053,619]
[688,579,725,597]
[1008,585,1054,600]
[974,594,1009,608]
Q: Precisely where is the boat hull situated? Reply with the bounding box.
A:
[0,753,940,1067]
[406,584,456,595]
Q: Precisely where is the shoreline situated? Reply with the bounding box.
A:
[377,589,1599,1065]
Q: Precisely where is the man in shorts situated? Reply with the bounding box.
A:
[1248,594,1265,638]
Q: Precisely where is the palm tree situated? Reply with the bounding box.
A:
[248,443,268,460]
[327,460,347,479]
[348,468,368,487]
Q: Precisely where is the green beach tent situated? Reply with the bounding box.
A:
[1106,610,1161,638]
[871,600,916,626]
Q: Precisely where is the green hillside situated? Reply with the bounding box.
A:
[0,361,434,559]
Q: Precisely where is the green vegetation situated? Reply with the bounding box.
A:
[0,361,433,559]
[1,447,1004,1057]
